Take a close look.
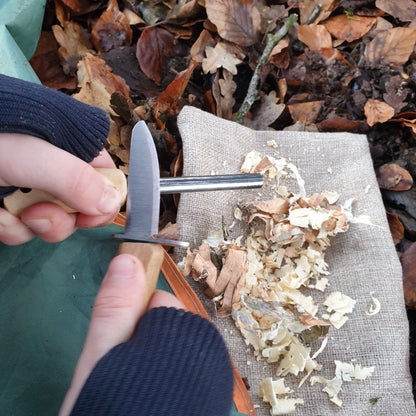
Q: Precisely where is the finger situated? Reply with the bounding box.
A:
[0,208,35,245]
[60,254,147,415]
[0,134,122,216]
[147,289,185,310]
[90,148,116,168]
[20,203,77,243]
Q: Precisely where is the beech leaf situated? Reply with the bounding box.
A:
[136,27,175,86]
[376,0,416,23]
[376,163,413,191]
[365,27,416,67]
[205,0,261,47]
[323,15,376,43]
[297,25,332,51]
[364,99,395,126]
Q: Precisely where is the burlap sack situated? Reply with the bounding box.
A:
[175,106,415,416]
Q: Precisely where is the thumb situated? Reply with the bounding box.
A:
[0,134,122,216]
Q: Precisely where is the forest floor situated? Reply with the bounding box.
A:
[35,0,416,396]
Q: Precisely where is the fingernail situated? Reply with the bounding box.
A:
[24,218,52,234]
[97,184,122,214]
[108,255,137,279]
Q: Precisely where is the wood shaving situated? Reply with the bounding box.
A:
[181,151,376,413]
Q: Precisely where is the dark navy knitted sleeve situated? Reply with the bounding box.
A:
[70,307,234,416]
[0,74,110,198]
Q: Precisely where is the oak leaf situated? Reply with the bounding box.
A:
[202,42,243,75]
[364,99,394,126]
[136,26,175,86]
[218,69,237,120]
[72,53,131,114]
[365,27,416,67]
[298,25,332,51]
[91,0,132,52]
[323,15,376,43]
[205,0,261,47]
[251,91,285,130]
[52,21,92,75]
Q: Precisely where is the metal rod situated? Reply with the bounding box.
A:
[159,173,263,194]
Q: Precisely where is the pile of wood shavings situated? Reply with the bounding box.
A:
[181,151,375,415]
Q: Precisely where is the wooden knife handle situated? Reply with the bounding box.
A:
[119,242,164,311]
[3,168,127,216]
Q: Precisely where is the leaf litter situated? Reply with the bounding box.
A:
[32,0,416,409]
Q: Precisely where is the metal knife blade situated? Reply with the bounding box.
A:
[115,121,188,247]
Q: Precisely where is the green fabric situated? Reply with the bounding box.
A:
[0,225,248,415]
[0,0,45,82]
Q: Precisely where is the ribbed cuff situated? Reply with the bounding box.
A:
[0,74,110,198]
[70,307,234,416]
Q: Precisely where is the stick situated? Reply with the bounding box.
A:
[233,14,297,124]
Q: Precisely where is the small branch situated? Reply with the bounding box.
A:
[233,14,297,124]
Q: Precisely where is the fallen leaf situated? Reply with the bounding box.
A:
[269,38,291,69]
[190,29,215,62]
[401,242,416,309]
[218,69,237,120]
[91,0,132,52]
[323,14,376,43]
[387,211,405,245]
[293,0,337,25]
[364,99,395,126]
[52,21,92,75]
[72,53,131,114]
[288,101,324,124]
[365,27,416,67]
[251,91,286,130]
[154,60,198,119]
[383,75,408,114]
[317,112,359,132]
[202,42,243,75]
[376,163,413,191]
[376,0,416,22]
[298,25,332,51]
[205,0,261,47]
[136,26,176,85]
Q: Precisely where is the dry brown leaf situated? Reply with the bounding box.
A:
[72,53,131,114]
[52,21,92,75]
[317,112,359,132]
[323,14,376,43]
[292,0,337,25]
[205,0,261,47]
[386,211,405,245]
[376,0,416,22]
[202,42,243,75]
[364,99,395,126]
[298,25,332,51]
[288,101,324,124]
[154,60,198,119]
[268,38,291,69]
[365,27,416,67]
[190,29,215,62]
[376,163,414,191]
[136,26,175,86]
[218,69,237,120]
[251,91,285,130]
[91,0,132,52]
[401,242,416,309]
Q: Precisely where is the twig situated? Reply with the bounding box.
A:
[233,14,297,124]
